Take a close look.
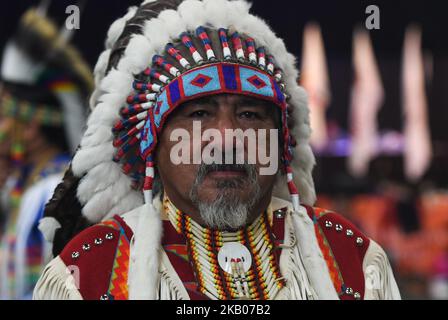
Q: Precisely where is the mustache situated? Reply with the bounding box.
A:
[193,162,258,192]
[202,163,248,173]
[197,150,256,175]
[196,162,257,181]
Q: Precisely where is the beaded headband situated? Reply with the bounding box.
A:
[112,26,300,209]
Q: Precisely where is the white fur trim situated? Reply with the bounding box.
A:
[80,125,113,149]
[117,34,153,75]
[106,7,138,49]
[38,217,62,244]
[128,203,162,299]
[73,0,316,223]
[80,173,138,222]
[89,49,111,110]
[72,143,115,176]
[103,191,144,221]
[290,206,339,299]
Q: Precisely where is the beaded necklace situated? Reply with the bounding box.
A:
[164,196,285,300]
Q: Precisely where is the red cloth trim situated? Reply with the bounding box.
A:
[318,211,369,299]
[271,209,286,243]
[113,214,134,240]
[59,225,121,300]
[59,208,370,300]
[302,205,370,300]
[271,208,287,264]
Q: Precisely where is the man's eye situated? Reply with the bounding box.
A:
[239,111,259,119]
[189,110,209,118]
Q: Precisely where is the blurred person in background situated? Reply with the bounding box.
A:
[0,4,92,299]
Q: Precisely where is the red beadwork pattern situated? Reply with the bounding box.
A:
[107,231,130,300]
[304,206,370,300]
[313,217,344,293]
[190,74,212,88]
[164,244,189,261]
[247,75,267,89]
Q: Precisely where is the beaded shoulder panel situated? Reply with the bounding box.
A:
[59,215,132,300]
[304,206,370,300]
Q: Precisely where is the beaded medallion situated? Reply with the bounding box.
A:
[164,196,285,300]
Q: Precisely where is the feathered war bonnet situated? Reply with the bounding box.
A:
[44,0,318,299]
[0,2,93,154]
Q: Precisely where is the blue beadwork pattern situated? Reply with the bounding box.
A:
[140,62,286,157]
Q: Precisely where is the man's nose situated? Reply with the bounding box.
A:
[214,112,239,148]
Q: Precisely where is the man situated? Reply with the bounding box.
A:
[34,0,400,300]
[0,6,92,299]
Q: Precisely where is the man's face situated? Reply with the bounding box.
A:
[155,94,281,230]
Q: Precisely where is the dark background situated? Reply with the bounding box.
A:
[1,0,447,185]
[1,0,446,134]
[1,1,446,62]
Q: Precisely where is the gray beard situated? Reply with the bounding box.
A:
[189,163,261,231]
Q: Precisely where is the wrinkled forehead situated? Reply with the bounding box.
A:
[167,93,281,128]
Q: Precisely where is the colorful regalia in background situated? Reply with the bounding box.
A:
[0,2,93,299]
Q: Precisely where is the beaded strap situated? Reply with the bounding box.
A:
[98,217,131,300]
